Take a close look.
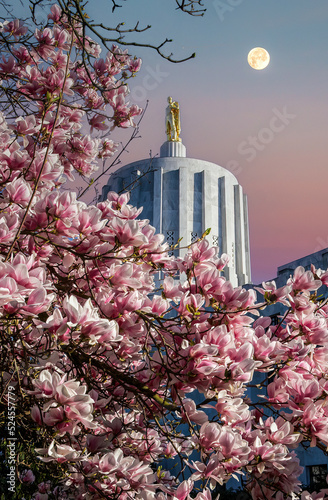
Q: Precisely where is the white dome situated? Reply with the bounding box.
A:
[102,140,251,286]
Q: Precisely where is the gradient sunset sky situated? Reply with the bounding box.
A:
[20,1,328,284]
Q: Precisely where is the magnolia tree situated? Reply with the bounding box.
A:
[1,3,328,500]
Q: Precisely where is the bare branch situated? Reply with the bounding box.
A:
[175,0,206,16]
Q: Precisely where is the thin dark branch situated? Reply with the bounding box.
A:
[30,0,197,63]
[175,0,206,16]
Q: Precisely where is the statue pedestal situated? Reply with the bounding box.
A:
[160,141,186,158]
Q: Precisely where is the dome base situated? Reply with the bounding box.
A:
[160,141,186,157]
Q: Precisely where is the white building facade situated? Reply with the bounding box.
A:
[102,139,251,287]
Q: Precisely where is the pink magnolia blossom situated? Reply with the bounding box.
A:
[104,217,148,247]
[177,399,208,425]
[255,280,292,305]
[173,479,194,500]
[20,469,36,484]
[4,19,28,39]
[263,417,301,447]
[288,266,322,293]
[48,4,62,22]
[36,441,85,463]
[215,390,250,424]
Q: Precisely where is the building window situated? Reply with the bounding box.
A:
[167,230,176,256]
[270,314,280,326]
[308,464,327,490]
[191,231,198,243]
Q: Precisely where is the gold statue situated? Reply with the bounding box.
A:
[166,96,181,142]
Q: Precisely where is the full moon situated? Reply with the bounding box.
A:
[247,47,270,70]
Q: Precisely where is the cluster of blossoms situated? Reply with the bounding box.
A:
[1,3,328,500]
[0,3,141,187]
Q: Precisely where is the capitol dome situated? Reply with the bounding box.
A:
[102,99,251,286]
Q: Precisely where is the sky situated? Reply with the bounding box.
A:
[12,0,328,284]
